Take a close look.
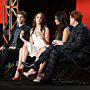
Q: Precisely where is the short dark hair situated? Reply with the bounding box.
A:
[17,10,27,19]
[70,10,83,23]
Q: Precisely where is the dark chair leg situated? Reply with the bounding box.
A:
[55,64,73,82]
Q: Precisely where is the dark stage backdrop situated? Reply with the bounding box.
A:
[18,0,76,26]
[18,0,76,42]
[0,0,76,42]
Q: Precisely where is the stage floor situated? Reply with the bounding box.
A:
[0,78,90,90]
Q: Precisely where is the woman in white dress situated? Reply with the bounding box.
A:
[12,12,50,80]
[23,11,71,82]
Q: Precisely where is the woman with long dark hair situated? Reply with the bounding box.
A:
[12,12,50,80]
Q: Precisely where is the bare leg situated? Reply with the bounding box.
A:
[13,43,28,78]
[38,62,46,74]
[23,47,46,80]
[18,48,23,68]
[19,43,28,69]
[13,48,23,78]
[35,47,46,73]
[33,47,46,82]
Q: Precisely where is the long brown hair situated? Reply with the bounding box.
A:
[31,12,47,35]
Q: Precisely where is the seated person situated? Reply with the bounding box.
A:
[12,12,50,80]
[23,11,71,82]
[0,10,30,78]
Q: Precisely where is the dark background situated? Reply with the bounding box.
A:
[0,0,76,42]
[18,0,76,39]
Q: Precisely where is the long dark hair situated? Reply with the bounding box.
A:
[31,12,46,35]
[55,11,69,39]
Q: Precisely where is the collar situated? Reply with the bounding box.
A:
[17,24,26,29]
[74,22,83,30]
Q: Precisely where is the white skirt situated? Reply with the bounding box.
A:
[26,42,41,57]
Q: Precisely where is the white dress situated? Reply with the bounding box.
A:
[26,31,48,57]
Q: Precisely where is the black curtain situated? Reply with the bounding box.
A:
[18,0,76,42]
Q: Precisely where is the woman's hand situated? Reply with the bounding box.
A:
[9,46,16,50]
[37,31,44,39]
[20,30,24,39]
[52,40,63,46]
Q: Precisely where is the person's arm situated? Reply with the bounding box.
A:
[42,26,50,45]
[20,30,29,43]
[52,27,70,46]
[62,27,70,44]
[64,26,88,50]
[29,29,34,45]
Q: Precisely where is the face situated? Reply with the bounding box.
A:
[54,16,60,25]
[35,14,43,24]
[17,14,25,25]
[70,15,75,26]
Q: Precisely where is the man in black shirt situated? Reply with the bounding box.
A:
[0,10,30,77]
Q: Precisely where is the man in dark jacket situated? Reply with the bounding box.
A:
[0,10,30,77]
[27,10,90,83]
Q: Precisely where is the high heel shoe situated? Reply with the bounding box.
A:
[23,71,36,81]
[23,70,36,77]
[33,73,45,82]
[33,75,41,82]
[12,76,21,81]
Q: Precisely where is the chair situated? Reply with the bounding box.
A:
[52,50,90,84]
[3,56,36,78]
[3,54,19,78]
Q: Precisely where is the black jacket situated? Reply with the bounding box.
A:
[62,23,90,60]
[5,24,31,51]
[0,35,4,47]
